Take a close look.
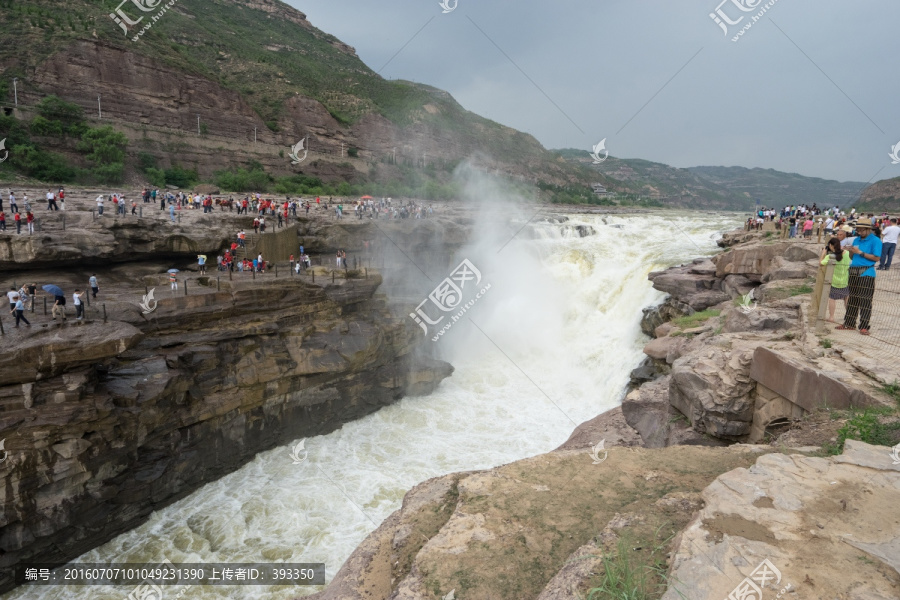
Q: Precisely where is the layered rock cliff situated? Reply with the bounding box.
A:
[0,194,455,593]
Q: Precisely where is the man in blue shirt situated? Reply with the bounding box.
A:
[838,221,882,335]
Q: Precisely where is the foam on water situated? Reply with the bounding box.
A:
[4,212,741,600]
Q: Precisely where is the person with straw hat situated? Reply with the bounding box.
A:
[837,221,882,335]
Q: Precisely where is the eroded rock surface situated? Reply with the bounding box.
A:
[661,441,900,600]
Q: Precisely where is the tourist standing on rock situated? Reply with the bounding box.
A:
[46,189,59,211]
[838,222,882,335]
[821,237,850,323]
[27,283,36,309]
[26,211,34,234]
[14,211,21,234]
[198,254,207,275]
[59,188,66,210]
[0,211,6,231]
[96,195,105,216]
[89,274,99,298]
[9,191,17,213]
[73,289,85,320]
[52,293,67,322]
[7,287,19,313]
[238,230,246,247]
[10,294,30,328]
[878,218,898,270]
[170,272,178,291]
[169,203,176,223]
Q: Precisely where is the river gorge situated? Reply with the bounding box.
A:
[2,209,742,600]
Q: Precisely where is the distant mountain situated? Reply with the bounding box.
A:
[856,176,900,213]
[688,166,866,209]
[553,151,753,210]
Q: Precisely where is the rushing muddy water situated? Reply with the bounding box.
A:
[5,212,742,600]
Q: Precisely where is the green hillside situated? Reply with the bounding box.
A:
[688,166,865,208]
[553,150,746,209]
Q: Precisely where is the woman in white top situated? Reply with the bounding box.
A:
[73,289,85,320]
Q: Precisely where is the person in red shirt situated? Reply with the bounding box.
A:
[26,211,34,234]
[0,211,5,231]
[14,212,21,234]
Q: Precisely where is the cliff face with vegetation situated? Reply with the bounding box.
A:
[0,0,587,196]
[857,175,900,212]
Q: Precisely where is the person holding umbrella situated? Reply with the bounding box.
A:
[43,284,67,322]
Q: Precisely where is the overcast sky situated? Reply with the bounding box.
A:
[287,0,899,184]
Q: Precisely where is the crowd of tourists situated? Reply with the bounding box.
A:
[0,189,67,234]
[6,275,99,328]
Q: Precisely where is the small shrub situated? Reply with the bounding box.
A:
[671,309,721,329]
[823,409,900,455]
[820,339,833,349]
[882,381,900,405]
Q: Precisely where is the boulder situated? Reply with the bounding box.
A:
[622,376,728,448]
[643,336,688,364]
[722,306,798,333]
[629,357,661,387]
[556,406,644,451]
[640,297,688,337]
[721,274,756,298]
[649,264,729,310]
[761,255,813,282]
[668,342,758,439]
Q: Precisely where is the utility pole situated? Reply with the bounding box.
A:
[12,77,17,106]
[98,95,102,119]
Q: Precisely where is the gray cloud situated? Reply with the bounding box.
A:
[290,0,900,182]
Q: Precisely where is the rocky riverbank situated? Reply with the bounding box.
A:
[308,227,900,600]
